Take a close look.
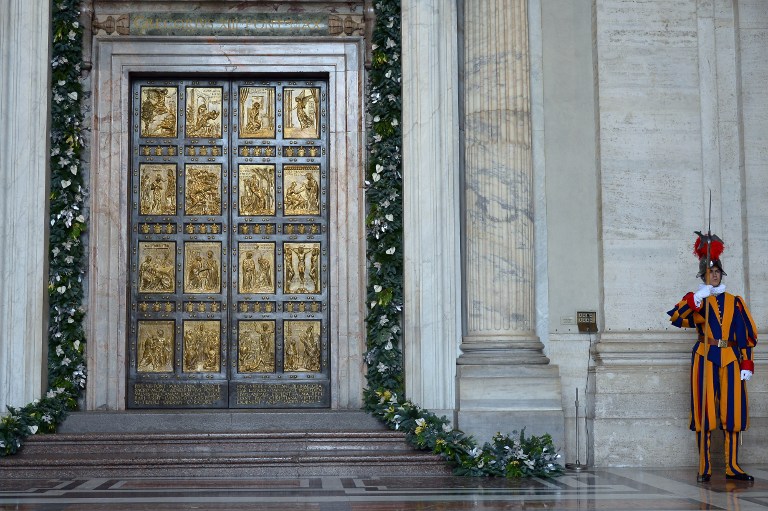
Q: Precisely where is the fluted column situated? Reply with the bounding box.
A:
[0,0,51,410]
[456,0,562,444]
[402,0,461,413]
[460,0,547,365]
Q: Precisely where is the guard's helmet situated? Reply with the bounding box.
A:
[698,257,726,279]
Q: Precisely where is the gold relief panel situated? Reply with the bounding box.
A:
[283,165,320,216]
[140,86,178,138]
[283,88,320,139]
[283,320,321,372]
[238,87,276,139]
[139,163,177,216]
[238,321,276,373]
[185,87,223,138]
[238,164,276,216]
[182,320,221,372]
[284,242,320,294]
[184,164,222,216]
[184,242,222,294]
[137,320,175,373]
[138,242,176,294]
[238,242,275,294]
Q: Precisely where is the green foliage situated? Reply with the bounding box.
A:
[1,0,86,457]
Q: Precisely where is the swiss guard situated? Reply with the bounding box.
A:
[668,232,757,483]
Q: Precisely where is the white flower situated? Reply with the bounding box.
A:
[67,91,78,101]
[384,341,393,350]
[56,345,64,356]
[42,414,53,424]
[385,214,394,221]
[379,315,389,326]
[415,418,426,427]
[386,37,396,48]
[61,179,71,189]
[386,247,396,255]
[376,164,384,173]
[373,116,380,122]
[28,425,38,435]
[469,447,482,458]
[61,357,71,366]
[377,362,388,373]
[74,340,80,351]
[370,301,377,309]
[57,286,67,294]
[76,215,85,223]
[374,285,382,293]
[391,119,399,127]
[372,173,381,182]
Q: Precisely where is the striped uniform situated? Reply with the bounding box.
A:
[668,291,757,477]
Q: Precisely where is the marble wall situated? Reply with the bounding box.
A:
[0,1,51,411]
[587,0,768,466]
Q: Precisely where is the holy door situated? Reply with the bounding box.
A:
[127,78,330,408]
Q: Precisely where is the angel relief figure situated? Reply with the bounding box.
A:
[140,87,177,138]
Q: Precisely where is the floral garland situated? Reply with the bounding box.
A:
[0,0,86,456]
[1,0,563,477]
[362,0,562,477]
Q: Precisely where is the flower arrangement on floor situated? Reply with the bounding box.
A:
[362,0,563,478]
[0,0,87,456]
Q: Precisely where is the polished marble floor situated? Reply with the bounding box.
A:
[3,466,768,511]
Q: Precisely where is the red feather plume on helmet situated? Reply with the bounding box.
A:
[693,233,724,261]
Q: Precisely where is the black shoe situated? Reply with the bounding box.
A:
[697,474,711,483]
[726,473,754,481]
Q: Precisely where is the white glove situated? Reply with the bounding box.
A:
[693,284,713,307]
[741,370,753,381]
[712,284,726,295]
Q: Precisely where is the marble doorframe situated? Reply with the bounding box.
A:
[87,37,366,410]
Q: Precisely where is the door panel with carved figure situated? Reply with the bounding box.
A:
[128,78,329,408]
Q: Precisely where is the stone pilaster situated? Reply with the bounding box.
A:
[457,0,563,443]
[401,1,461,415]
[0,0,51,410]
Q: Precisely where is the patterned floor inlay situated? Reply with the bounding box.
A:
[2,467,768,510]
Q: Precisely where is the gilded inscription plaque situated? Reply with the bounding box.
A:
[239,164,275,216]
[139,163,177,215]
[183,320,221,372]
[137,320,175,372]
[238,321,276,373]
[284,242,320,294]
[238,242,275,294]
[185,87,223,138]
[184,164,222,216]
[140,86,178,138]
[283,165,320,216]
[284,320,321,372]
[184,242,221,294]
[283,88,320,139]
[238,87,275,138]
[138,242,176,293]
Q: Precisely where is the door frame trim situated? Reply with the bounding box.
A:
[88,37,366,410]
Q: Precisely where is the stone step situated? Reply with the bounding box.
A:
[15,431,417,455]
[0,411,454,478]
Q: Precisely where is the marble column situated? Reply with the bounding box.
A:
[456,0,563,443]
[0,0,51,411]
[402,0,462,416]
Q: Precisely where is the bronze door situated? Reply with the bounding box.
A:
[128,78,330,408]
